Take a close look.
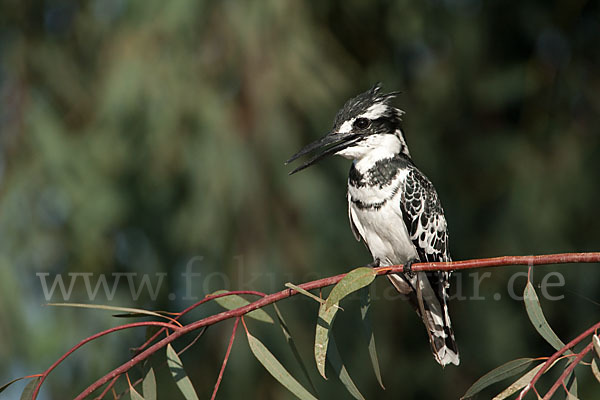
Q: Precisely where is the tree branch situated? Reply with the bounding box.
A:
[55,252,599,400]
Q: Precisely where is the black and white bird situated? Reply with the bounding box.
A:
[286,83,459,366]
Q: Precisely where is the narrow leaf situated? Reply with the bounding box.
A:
[565,371,578,399]
[285,283,325,304]
[47,303,178,324]
[273,303,318,395]
[327,334,366,400]
[166,343,200,400]
[210,290,273,323]
[523,282,568,352]
[19,377,41,400]
[113,310,178,318]
[591,358,600,383]
[1,377,30,393]
[359,287,384,389]
[324,267,376,310]
[129,382,145,400]
[493,358,560,400]
[142,367,157,400]
[246,329,317,400]
[462,358,535,399]
[593,334,600,359]
[315,301,339,379]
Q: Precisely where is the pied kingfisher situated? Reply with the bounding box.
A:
[286,83,459,366]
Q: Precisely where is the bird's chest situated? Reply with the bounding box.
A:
[348,177,417,266]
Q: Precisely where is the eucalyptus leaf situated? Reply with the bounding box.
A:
[211,290,273,323]
[273,303,318,395]
[19,377,41,400]
[142,367,157,400]
[492,358,560,400]
[129,383,145,400]
[0,377,28,394]
[359,286,384,389]
[523,282,568,352]
[324,267,376,310]
[47,303,176,323]
[591,358,600,383]
[314,301,339,379]
[166,343,200,400]
[246,329,317,400]
[327,334,366,400]
[462,358,535,399]
[285,283,325,304]
[565,371,578,399]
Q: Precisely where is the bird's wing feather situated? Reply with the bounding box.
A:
[347,192,363,242]
[399,167,450,263]
[398,166,459,366]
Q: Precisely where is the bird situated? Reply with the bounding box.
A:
[286,83,459,366]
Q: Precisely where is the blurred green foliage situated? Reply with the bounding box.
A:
[1,0,599,399]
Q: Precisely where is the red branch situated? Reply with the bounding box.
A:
[543,342,594,399]
[33,252,598,400]
[210,317,240,400]
[32,321,180,400]
[517,320,600,400]
[134,290,265,354]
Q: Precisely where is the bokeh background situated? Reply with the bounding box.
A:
[1,1,599,399]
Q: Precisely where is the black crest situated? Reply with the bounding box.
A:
[333,83,400,129]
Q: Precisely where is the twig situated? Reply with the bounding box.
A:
[211,318,240,400]
[542,342,593,399]
[32,321,180,400]
[133,290,265,354]
[517,321,600,400]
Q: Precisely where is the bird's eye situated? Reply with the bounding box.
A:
[354,118,370,129]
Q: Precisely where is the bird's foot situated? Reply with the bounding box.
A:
[364,258,381,268]
[403,258,419,278]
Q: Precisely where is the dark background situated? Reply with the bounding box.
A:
[1,1,599,399]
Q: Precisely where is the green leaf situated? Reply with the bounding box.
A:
[314,301,339,379]
[211,290,273,323]
[492,358,560,400]
[142,367,157,400]
[327,334,366,400]
[47,303,176,323]
[166,343,200,400]
[324,267,376,310]
[129,382,145,400]
[523,282,568,352]
[285,283,325,304]
[462,358,535,399]
[1,377,29,394]
[591,358,600,383]
[273,303,318,396]
[246,329,318,400]
[113,310,176,318]
[593,334,600,359]
[565,371,578,399]
[359,286,384,389]
[19,377,41,400]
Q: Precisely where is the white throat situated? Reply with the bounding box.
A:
[336,131,408,173]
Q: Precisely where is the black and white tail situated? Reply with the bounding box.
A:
[388,271,460,366]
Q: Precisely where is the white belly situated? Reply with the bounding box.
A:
[349,193,418,266]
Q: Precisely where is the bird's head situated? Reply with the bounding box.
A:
[286,83,409,174]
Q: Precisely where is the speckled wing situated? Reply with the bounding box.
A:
[398,165,459,366]
[399,166,451,264]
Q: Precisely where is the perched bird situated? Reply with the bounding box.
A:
[286,83,459,366]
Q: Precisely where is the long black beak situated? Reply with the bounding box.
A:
[285,132,361,175]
